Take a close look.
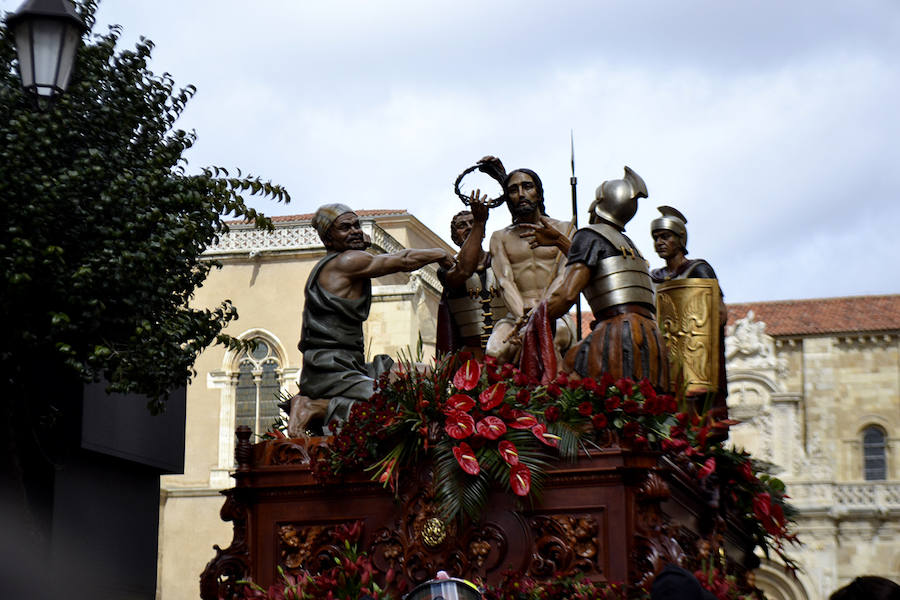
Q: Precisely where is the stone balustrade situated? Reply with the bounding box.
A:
[787,481,900,515]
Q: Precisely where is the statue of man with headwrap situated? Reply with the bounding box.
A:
[292,204,455,434]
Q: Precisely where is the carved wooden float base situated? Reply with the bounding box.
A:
[201,430,757,599]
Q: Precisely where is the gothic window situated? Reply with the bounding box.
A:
[234,339,283,436]
[862,425,887,481]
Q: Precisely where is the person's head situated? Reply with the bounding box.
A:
[651,206,688,259]
[450,210,474,247]
[504,169,545,222]
[830,576,900,600]
[312,203,364,251]
[588,166,647,230]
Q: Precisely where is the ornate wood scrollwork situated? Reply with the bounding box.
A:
[528,514,602,578]
[199,491,251,600]
[278,523,347,574]
[365,471,514,586]
[631,472,685,590]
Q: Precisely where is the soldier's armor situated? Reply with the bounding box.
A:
[581,223,655,314]
[446,267,507,349]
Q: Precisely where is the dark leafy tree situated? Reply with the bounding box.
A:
[0,0,288,403]
[0,0,289,531]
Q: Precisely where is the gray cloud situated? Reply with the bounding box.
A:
[4,0,896,302]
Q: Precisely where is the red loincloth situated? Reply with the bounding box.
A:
[518,300,557,385]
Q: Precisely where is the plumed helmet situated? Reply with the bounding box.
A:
[312,203,354,242]
[589,166,648,230]
[650,206,688,252]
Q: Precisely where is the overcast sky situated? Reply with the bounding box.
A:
[7,0,899,302]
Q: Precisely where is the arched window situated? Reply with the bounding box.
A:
[234,338,283,436]
[862,426,887,481]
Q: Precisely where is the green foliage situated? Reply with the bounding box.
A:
[0,1,289,408]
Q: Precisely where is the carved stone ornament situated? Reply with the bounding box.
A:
[656,278,721,394]
[725,310,785,372]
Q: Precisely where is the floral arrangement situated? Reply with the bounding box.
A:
[303,353,799,596]
[314,353,679,521]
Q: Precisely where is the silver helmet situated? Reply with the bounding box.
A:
[589,166,648,229]
[650,206,688,251]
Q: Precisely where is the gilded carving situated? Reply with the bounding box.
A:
[657,278,720,395]
[421,517,447,547]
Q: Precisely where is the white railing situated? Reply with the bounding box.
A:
[787,481,900,514]
[204,220,442,294]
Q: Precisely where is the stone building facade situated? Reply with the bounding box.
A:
[155,210,452,600]
[724,296,900,599]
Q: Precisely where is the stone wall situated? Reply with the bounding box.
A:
[725,308,900,599]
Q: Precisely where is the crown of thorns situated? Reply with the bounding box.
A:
[453,164,506,208]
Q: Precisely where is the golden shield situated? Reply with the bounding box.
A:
[656,278,720,396]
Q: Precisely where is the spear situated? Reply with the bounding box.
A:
[570,130,582,340]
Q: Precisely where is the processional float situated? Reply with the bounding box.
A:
[201,161,794,600]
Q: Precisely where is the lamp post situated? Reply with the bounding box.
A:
[6,0,85,109]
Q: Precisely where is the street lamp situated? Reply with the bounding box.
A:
[6,0,85,108]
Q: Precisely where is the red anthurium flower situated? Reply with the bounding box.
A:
[740,460,755,482]
[452,442,480,475]
[697,456,716,479]
[531,423,560,448]
[771,501,786,526]
[444,410,476,439]
[453,359,481,390]
[498,440,519,466]
[476,416,507,440]
[753,492,772,520]
[445,393,475,413]
[510,463,531,496]
[507,410,538,430]
[479,382,507,411]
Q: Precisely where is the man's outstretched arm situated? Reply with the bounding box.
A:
[336,247,455,281]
